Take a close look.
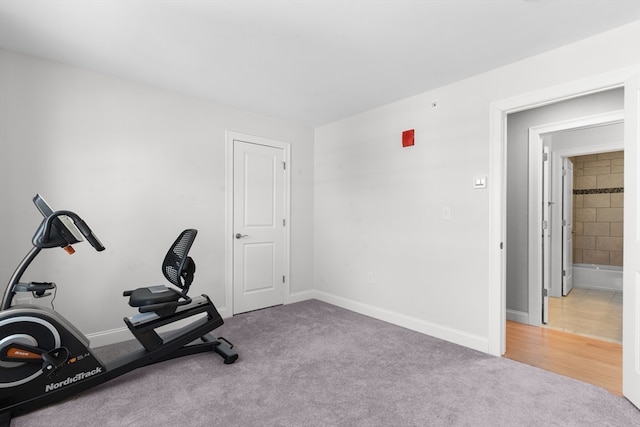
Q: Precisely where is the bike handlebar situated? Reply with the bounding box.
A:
[35,210,105,252]
[74,217,106,252]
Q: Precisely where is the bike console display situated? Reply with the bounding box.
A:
[31,194,105,252]
[33,194,84,247]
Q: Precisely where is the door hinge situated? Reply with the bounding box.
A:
[562,269,566,277]
[562,168,567,176]
[562,219,567,226]
[283,275,285,283]
[542,220,548,230]
[542,288,548,297]
[543,152,548,161]
[283,161,286,170]
[283,218,286,226]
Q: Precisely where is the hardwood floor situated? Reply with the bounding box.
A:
[504,320,622,395]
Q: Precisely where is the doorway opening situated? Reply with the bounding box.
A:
[490,67,639,407]
[529,119,624,344]
[545,145,624,344]
[503,90,626,393]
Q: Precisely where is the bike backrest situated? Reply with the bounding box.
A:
[162,229,197,294]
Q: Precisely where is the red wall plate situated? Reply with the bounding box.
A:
[402,129,414,147]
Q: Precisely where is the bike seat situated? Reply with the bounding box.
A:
[125,285,181,306]
[124,229,197,316]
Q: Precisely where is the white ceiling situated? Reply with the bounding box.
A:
[0,1,638,127]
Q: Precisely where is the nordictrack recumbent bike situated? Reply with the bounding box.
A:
[0,195,237,424]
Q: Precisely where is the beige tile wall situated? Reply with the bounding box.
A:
[572,151,624,266]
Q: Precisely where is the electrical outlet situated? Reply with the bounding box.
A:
[442,206,451,220]
[367,272,374,284]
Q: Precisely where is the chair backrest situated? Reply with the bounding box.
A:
[162,229,197,294]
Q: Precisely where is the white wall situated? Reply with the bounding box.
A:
[550,122,624,152]
[0,50,314,345]
[314,21,640,352]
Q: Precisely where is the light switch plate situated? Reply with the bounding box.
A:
[474,176,487,189]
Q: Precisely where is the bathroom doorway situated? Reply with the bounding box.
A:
[545,145,624,344]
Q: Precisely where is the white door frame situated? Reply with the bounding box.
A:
[225,131,291,316]
[527,111,624,326]
[541,146,551,324]
[488,65,639,357]
[489,66,640,407]
[561,156,574,297]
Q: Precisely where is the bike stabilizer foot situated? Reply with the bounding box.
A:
[202,334,238,364]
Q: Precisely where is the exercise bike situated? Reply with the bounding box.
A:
[0,195,237,425]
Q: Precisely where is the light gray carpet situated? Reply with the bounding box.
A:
[11,300,640,426]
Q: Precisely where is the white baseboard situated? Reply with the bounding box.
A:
[217,305,231,318]
[286,290,316,304]
[88,291,490,354]
[574,283,623,292]
[506,309,529,324]
[313,291,489,353]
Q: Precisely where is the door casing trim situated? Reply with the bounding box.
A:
[488,65,639,356]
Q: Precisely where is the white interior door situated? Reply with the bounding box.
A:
[562,157,574,296]
[233,140,286,314]
[622,73,640,409]
[542,147,551,324]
